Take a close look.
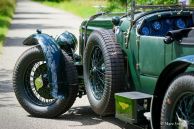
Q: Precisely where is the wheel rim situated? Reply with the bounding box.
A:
[25,60,56,106]
[171,93,194,129]
[89,46,105,100]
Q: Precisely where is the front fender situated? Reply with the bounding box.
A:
[23,33,66,99]
[174,55,194,64]
[151,55,194,129]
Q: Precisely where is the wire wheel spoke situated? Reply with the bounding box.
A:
[96,68,105,75]
[97,73,105,92]
[173,93,194,129]
[89,46,105,100]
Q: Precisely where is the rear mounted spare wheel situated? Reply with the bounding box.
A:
[83,29,125,116]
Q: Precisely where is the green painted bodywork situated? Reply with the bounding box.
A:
[79,9,194,95]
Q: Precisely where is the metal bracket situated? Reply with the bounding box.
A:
[124,26,132,48]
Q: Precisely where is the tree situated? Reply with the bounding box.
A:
[108,0,178,5]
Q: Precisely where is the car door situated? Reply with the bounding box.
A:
[138,36,166,94]
[139,36,165,76]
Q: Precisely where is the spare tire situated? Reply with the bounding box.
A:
[83,29,125,116]
[13,46,78,118]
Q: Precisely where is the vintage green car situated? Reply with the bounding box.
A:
[13,1,194,129]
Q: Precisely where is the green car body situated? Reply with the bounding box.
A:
[13,2,194,128]
[80,9,194,94]
[79,8,194,128]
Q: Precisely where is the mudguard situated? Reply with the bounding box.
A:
[151,55,194,129]
[174,55,194,64]
[23,33,66,99]
[157,55,194,84]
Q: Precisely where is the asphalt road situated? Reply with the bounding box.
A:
[0,0,140,129]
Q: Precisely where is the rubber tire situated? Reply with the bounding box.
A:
[13,46,78,118]
[83,29,125,116]
[161,73,194,129]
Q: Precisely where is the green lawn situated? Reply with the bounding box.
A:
[44,1,98,18]
[34,0,111,18]
[35,0,194,19]
[0,0,16,49]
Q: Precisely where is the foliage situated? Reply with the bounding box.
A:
[35,0,106,18]
[0,0,16,48]
[108,0,127,6]
[105,0,194,12]
[0,0,16,17]
[136,0,175,4]
[34,0,71,2]
[36,0,194,18]
[107,0,191,5]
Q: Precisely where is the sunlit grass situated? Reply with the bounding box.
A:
[34,0,112,18]
[35,0,194,19]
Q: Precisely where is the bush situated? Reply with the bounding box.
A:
[0,0,16,47]
[108,0,177,5]
[105,0,194,11]
[34,0,71,2]
[105,1,118,12]
[0,0,16,17]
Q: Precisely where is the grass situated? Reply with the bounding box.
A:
[0,0,16,49]
[33,0,111,18]
[35,0,194,19]
[46,0,100,18]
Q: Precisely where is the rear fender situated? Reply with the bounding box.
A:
[151,55,194,129]
[23,33,66,99]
